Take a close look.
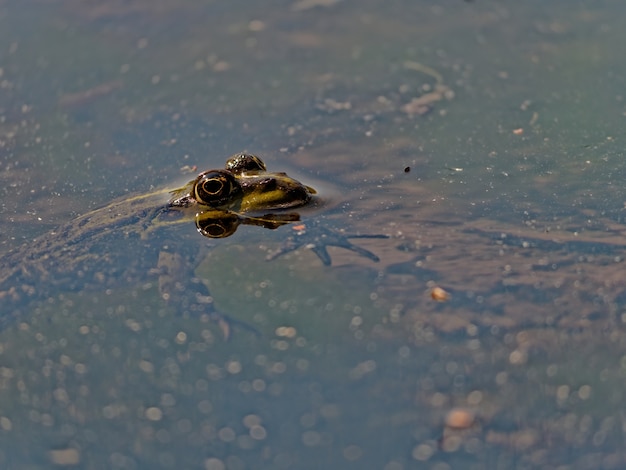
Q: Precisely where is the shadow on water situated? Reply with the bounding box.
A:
[2,0,626,468]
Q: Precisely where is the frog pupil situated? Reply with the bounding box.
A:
[201,177,225,196]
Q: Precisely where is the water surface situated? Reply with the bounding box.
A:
[1,1,626,468]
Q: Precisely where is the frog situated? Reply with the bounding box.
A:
[0,153,386,338]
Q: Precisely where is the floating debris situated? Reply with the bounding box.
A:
[402,61,454,116]
[431,286,450,302]
[58,80,123,108]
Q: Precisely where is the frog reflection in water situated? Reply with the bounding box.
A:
[0,154,386,338]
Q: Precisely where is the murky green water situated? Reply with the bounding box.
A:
[2,0,626,468]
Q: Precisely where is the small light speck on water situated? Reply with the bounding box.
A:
[343,444,363,461]
[445,408,476,430]
[204,458,226,470]
[412,442,435,461]
[218,426,236,442]
[249,424,267,440]
[48,448,80,466]
[302,430,321,446]
[145,407,163,421]
[0,417,12,431]
[226,360,242,374]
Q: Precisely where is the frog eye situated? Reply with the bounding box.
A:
[193,170,242,207]
[225,153,267,174]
